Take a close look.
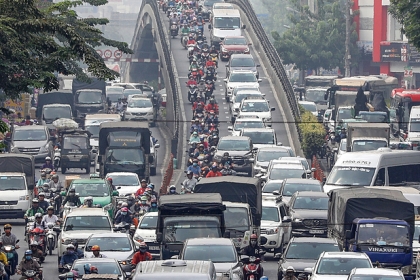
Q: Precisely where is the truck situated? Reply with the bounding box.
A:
[346,123,390,152]
[96,121,152,180]
[328,188,415,277]
[194,177,262,250]
[72,78,107,122]
[36,90,74,130]
[156,193,227,260]
[0,154,35,218]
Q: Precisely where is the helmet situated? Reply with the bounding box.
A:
[47,206,54,211]
[67,244,75,250]
[43,183,50,187]
[38,192,45,197]
[223,152,229,157]
[35,213,42,218]
[117,201,123,206]
[51,174,59,180]
[25,250,32,256]
[286,266,295,272]
[32,198,39,203]
[69,188,75,193]
[107,177,113,182]
[30,241,38,246]
[90,266,98,274]
[122,202,128,207]
[140,196,148,201]
[121,207,128,212]
[169,185,176,190]
[141,179,147,183]
[250,234,258,240]
[91,245,100,251]
[4,224,11,230]
[40,172,46,178]
[84,196,93,202]
[148,183,155,190]
[45,156,51,161]
[186,170,193,175]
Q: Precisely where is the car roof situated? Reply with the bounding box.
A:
[299,101,316,105]
[242,99,267,103]
[235,90,262,95]
[321,252,369,258]
[241,128,275,133]
[106,172,139,177]
[258,147,291,152]
[66,208,109,217]
[185,238,234,246]
[15,125,47,130]
[223,36,246,39]
[272,163,304,169]
[220,136,250,141]
[142,211,159,217]
[262,200,280,207]
[294,191,328,197]
[74,258,118,264]
[235,117,263,122]
[283,178,321,184]
[230,54,253,59]
[230,70,255,74]
[351,268,402,276]
[290,237,337,244]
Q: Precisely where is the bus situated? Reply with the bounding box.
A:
[390,89,420,136]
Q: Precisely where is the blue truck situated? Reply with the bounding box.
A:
[328,188,415,279]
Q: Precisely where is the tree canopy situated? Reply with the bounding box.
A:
[389,0,420,51]
[0,0,132,100]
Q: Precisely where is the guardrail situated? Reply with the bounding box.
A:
[160,154,174,195]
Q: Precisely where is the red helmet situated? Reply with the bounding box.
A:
[250,234,258,240]
[107,178,113,182]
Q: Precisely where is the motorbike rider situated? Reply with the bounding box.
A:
[205,57,216,69]
[114,202,133,221]
[0,246,9,280]
[36,173,49,190]
[206,165,222,178]
[29,242,44,264]
[41,157,54,170]
[149,199,158,212]
[25,199,44,220]
[131,242,152,265]
[42,206,60,225]
[197,78,206,94]
[196,31,205,44]
[282,266,298,280]
[187,159,201,176]
[48,174,63,213]
[90,245,107,258]
[220,152,234,168]
[61,189,82,208]
[190,119,202,134]
[59,244,79,271]
[37,193,50,212]
[193,98,205,112]
[189,58,199,72]
[186,75,198,87]
[205,100,219,114]
[1,224,19,275]
[115,98,125,112]
[189,131,201,144]
[29,213,46,231]
[168,185,179,195]
[136,196,150,213]
[16,250,41,280]
[114,207,133,225]
[186,35,196,46]
[71,240,84,259]
[221,165,237,176]
[81,196,94,208]
[180,24,190,42]
[182,171,198,192]
[240,234,265,279]
[147,184,159,200]
[135,179,148,197]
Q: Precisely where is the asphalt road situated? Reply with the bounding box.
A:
[162,10,289,280]
[0,125,167,280]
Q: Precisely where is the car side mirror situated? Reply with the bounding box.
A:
[306,170,312,174]
[248,43,252,46]
[283,216,291,223]
[156,233,163,243]
[304,268,313,275]
[311,168,316,172]
[223,79,228,83]
[258,79,262,83]
[272,190,280,196]
[248,158,254,163]
[97,155,102,162]
[112,190,119,196]
[154,144,160,148]
[227,126,233,131]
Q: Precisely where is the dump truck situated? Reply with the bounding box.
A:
[346,123,390,152]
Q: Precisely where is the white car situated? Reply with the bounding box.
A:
[347,268,404,280]
[299,100,318,117]
[123,97,154,123]
[224,70,261,101]
[235,96,275,126]
[306,252,373,280]
[105,172,140,196]
[133,212,159,256]
[230,85,261,104]
[239,128,281,149]
[230,90,264,114]
[228,116,266,136]
[260,163,307,183]
[254,147,295,174]
[278,157,313,175]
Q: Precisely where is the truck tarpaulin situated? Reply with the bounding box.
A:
[328,188,415,238]
[194,177,262,226]
[72,78,106,95]
[0,154,35,189]
[36,90,73,119]
[158,193,226,213]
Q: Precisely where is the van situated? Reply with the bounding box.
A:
[133,260,217,280]
[407,105,420,147]
[324,149,420,193]
[209,9,244,49]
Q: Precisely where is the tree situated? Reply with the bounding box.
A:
[0,0,132,100]
[389,0,420,51]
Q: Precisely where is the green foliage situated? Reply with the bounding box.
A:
[298,110,325,158]
[271,0,361,73]
[0,0,132,99]
[389,0,420,51]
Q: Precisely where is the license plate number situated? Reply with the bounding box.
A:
[149,246,159,251]
[309,230,324,234]
[69,157,80,161]
[0,206,11,209]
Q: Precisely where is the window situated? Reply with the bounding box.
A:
[316,258,372,275]
[234,121,265,131]
[63,137,88,149]
[64,216,111,231]
[183,245,236,263]
[139,215,158,229]
[262,181,281,193]
[326,167,375,186]
[229,73,257,83]
[0,176,26,190]
[282,183,322,196]
[43,107,72,120]
[305,90,326,103]
[13,130,47,141]
[285,242,339,260]
[410,118,420,132]
[388,164,420,185]
[76,90,102,104]
[128,99,152,108]
[242,131,274,144]
[72,261,120,276]
[85,126,100,138]
[230,58,255,67]
[106,149,144,164]
[300,103,317,113]
[224,207,249,231]
[109,175,139,186]
[374,168,385,186]
[257,150,291,162]
[224,38,247,45]
[269,167,305,180]
[214,17,240,29]
[107,93,122,102]
[164,220,221,242]
[292,196,328,210]
[261,206,279,222]
[241,102,269,112]
[86,237,132,251]
[70,183,109,197]
[217,139,250,151]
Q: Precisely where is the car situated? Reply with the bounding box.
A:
[228,116,266,136]
[106,86,124,94]
[287,191,329,238]
[201,0,223,21]
[179,238,243,280]
[213,136,255,177]
[133,212,159,256]
[336,138,347,162]
[262,179,284,201]
[105,172,140,196]
[304,88,329,111]
[226,54,260,79]
[299,100,318,117]
[254,147,295,174]
[230,85,261,103]
[66,178,118,217]
[71,258,129,280]
[277,237,339,279]
[260,163,306,183]
[234,96,275,125]
[132,260,216,279]
[239,128,281,149]
[261,200,291,255]
[347,268,404,280]
[58,208,113,265]
[307,252,373,280]
[279,178,323,204]
[123,89,144,99]
[123,96,154,123]
[278,157,313,175]
[230,89,264,115]
[112,82,154,98]
[84,232,136,272]
[224,70,261,102]
[219,36,251,61]
[9,125,54,164]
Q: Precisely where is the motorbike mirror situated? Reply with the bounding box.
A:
[208,24,212,29]
[60,191,66,196]
[16,239,19,244]
[242,24,246,29]
[53,228,62,233]
[112,190,119,196]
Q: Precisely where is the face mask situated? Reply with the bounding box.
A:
[140,249,147,253]
[170,189,176,193]
[67,250,74,254]
[193,163,198,166]
[121,211,127,216]
[25,256,32,261]
[152,203,157,207]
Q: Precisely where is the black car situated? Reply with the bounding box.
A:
[279,178,323,204]
[201,0,223,21]
[287,191,328,237]
[277,237,339,279]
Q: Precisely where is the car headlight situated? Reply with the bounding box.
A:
[244,47,250,53]
[19,195,29,201]
[62,239,72,245]
[119,259,132,265]
[266,228,278,235]
[134,235,144,242]
[264,117,272,122]
[39,144,49,153]
[293,218,302,223]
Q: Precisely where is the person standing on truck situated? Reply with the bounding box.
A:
[131,243,152,265]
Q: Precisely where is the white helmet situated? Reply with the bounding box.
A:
[30,241,38,246]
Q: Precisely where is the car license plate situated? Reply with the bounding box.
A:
[309,230,324,234]
[149,246,159,251]
[69,157,80,161]
[0,206,11,209]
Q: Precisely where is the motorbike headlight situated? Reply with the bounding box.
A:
[134,235,144,242]
[19,195,29,200]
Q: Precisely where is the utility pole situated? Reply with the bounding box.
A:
[344,0,351,77]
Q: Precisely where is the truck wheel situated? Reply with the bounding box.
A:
[61,167,66,174]
[150,167,156,176]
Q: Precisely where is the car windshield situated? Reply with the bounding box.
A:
[357,223,410,246]
[410,119,420,132]
[262,181,280,193]
[282,182,322,196]
[350,276,403,280]
[326,167,375,186]
[64,216,111,231]
[85,125,100,138]
[415,224,420,238]
[258,150,291,162]
[262,206,279,222]
[231,58,255,67]
[217,139,250,151]
[305,90,326,103]
[241,102,269,112]
[63,137,88,149]
[242,131,274,144]
[72,261,120,276]
[269,167,304,180]
[0,176,26,190]
[183,245,237,263]
[70,183,109,197]
[352,140,388,152]
[106,149,144,164]
[224,38,247,45]
[214,17,240,28]
[224,207,250,231]
[86,237,132,251]
[235,93,262,104]
[123,89,143,98]
[109,175,139,186]
[359,113,388,123]
[229,73,257,83]
[292,196,328,210]
[300,103,317,113]
[285,242,339,259]
[107,93,122,102]
[316,258,372,275]
[43,107,72,120]
[76,90,103,104]
[13,129,47,141]
[337,108,353,121]
[128,99,152,108]
[164,220,221,242]
[234,121,265,131]
[139,215,158,229]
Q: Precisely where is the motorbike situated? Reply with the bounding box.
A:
[241,254,265,280]
[170,24,178,38]
[4,240,18,275]
[53,147,61,172]
[25,216,35,242]
[204,81,214,101]
[45,222,61,255]
[60,264,72,274]
[181,35,188,49]
[29,228,46,256]
[187,85,198,103]
[114,222,131,234]
[210,53,218,67]
[22,269,42,280]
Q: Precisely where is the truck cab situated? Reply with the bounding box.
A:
[42,104,73,129]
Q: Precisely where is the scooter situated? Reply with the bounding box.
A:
[187,85,198,103]
[114,222,131,234]
[45,222,61,255]
[170,24,178,38]
[241,253,265,280]
[4,240,18,275]
[181,35,188,49]
[53,147,61,172]
[22,270,42,280]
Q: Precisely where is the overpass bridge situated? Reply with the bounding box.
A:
[122,0,303,170]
